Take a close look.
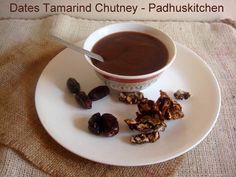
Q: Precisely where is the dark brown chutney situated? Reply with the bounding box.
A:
[91,32,169,76]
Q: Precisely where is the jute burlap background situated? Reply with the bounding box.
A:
[0,15,235,176]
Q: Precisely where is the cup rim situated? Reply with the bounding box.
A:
[83,22,176,80]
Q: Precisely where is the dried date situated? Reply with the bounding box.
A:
[88,113,119,137]
[88,113,102,134]
[101,113,119,137]
[75,91,92,109]
[88,86,110,101]
[67,78,80,94]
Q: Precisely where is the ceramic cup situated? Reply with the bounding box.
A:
[83,22,176,92]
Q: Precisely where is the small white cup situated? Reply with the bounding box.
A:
[83,22,176,92]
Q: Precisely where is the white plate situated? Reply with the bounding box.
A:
[35,42,221,166]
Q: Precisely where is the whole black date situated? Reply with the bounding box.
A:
[75,92,92,109]
[67,78,80,94]
[88,86,110,101]
[101,113,119,137]
[88,113,102,134]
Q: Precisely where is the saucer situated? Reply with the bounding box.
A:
[35,42,221,166]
